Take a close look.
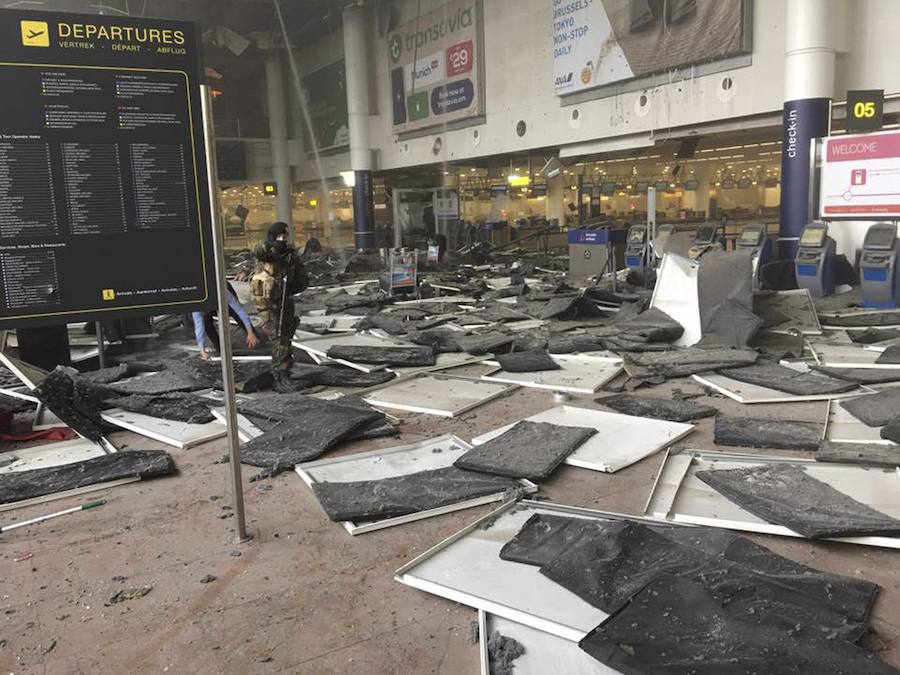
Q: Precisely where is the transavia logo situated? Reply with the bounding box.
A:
[554,72,573,87]
[389,34,402,63]
[21,20,50,47]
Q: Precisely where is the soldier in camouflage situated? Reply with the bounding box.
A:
[250,222,308,370]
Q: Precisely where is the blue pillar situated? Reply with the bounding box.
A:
[778,98,830,258]
[353,170,376,250]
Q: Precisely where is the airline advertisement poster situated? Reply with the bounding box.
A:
[387,0,484,134]
[552,0,750,96]
[820,131,900,218]
[0,9,214,328]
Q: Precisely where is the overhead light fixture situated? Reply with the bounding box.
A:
[203,26,251,56]
[340,171,356,187]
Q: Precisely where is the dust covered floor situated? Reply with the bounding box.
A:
[3,379,900,674]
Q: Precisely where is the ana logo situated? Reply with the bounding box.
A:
[389,34,402,63]
[554,72,573,87]
[20,20,49,47]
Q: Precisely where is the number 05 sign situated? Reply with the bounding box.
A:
[846,89,884,133]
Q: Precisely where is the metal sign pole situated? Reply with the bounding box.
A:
[96,324,106,369]
[200,85,251,544]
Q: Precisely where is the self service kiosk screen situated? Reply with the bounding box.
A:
[800,227,826,247]
[740,228,762,245]
[628,228,645,243]
[865,226,897,250]
[695,226,715,243]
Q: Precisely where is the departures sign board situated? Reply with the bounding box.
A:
[0,10,215,328]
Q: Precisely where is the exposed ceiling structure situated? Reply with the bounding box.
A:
[1,0,350,44]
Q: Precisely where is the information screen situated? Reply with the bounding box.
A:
[864,224,897,250]
[800,226,826,247]
[739,227,762,245]
[628,227,645,243]
[0,10,214,328]
[695,225,715,243]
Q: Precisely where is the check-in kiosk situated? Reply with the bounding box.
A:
[568,226,627,285]
[687,223,722,259]
[860,222,900,308]
[624,224,649,269]
[794,221,836,297]
[735,223,775,289]
[650,223,675,261]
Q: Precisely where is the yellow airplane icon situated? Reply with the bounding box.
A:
[21,20,50,47]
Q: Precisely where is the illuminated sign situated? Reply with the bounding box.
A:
[846,89,884,133]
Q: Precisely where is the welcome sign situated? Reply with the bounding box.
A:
[388,0,483,134]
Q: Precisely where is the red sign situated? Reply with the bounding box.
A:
[820,130,900,218]
[446,41,473,76]
[826,132,900,162]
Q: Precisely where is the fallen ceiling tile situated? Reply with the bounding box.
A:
[717,363,858,396]
[0,438,108,474]
[0,449,175,504]
[825,399,893,444]
[693,372,871,405]
[472,405,693,473]
[645,450,900,548]
[841,389,900,427]
[596,394,717,422]
[101,409,226,450]
[817,441,900,467]
[455,421,596,481]
[482,354,622,395]
[363,375,515,418]
[696,463,900,538]
[296,434,536,535]
[579,575,897,675]
[325,345,436,367]
[714,416,822,451]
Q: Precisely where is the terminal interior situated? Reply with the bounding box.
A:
[2,1,900,673]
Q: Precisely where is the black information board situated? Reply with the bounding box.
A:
[0,9,214,328]
[846,89,884,133]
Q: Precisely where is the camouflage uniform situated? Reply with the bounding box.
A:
[251,241,307,370]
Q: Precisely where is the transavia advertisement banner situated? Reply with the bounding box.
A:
[552,0,751,96]
[820,131,900,218]
[388,0,483,134]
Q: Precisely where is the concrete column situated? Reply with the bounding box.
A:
[265,53,294,231]
[778,0,835,258]
[683,165,711,218]
[343,4,376,250]
[546,175,567,227]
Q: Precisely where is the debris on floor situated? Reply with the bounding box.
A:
[696,464,900,538]
[4,243,900,672]
[714,415,823,451]
[454,421,596,480]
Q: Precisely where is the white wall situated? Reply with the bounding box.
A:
[289,0,900,263]
[368,0,788,170]
[834,0,900,96]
